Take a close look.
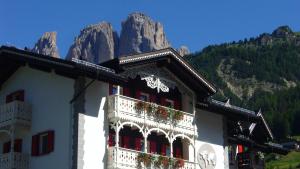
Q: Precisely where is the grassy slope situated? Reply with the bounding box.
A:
[266,151,300,169]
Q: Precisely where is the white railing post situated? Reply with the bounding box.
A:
[116,86,121,95]
[10,126,15,169]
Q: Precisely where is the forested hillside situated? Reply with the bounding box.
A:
[187,26,300,140]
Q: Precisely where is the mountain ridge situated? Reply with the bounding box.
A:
[187,25,300,139]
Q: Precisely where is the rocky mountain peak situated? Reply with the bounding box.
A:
[177,46,190,56]
[66,22,118,64]
[32,32,60,58]
[119,12,170,56]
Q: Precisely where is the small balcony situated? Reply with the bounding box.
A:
[0,152,29,169]
[107,147,196,169]
[0,101,31,129]
[107,95,196,136]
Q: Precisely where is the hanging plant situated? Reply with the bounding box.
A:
[137,153,153,167]
[135,101,149,113]
[146,103,157,116]
[153,155,170,168]
[174,110,184,121]
[174,158,185,168]
[156,106,169,120]
[161,156,170,168]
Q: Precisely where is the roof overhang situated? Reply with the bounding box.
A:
[0,46,126,87]
[197,99,260,122]
[101,48,217,99]
[228,136,289,155]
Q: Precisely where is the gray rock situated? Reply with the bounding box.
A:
[32,32,60,58]
[66,22,117,64]
[119,12,170,56]
[177,46,190,56]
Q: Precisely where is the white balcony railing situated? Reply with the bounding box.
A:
[0,152,29,169]
[107,95,196,136]
[107,147,196,169]
[0,101,31,128]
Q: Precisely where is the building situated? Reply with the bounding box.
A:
[0,46,288,169]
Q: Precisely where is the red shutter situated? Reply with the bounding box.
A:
[31,135,39,156]
[6,94,12,103]
[160,97,167,106]
[135,137,142,151]
[161,144,167,156]
[135,90,141,100]
[150,141,157,153]
[150,94,157,103]
[123,136,130,149]
[108,133,115,147]
[5,90,25,103]
[47,130,55,153]
[174,100,181,110]
[175,147,182,158]
[14,139,22,152]
[17,90,25,101]
[123,87,130,97]
[238,145,243,153]
[3,141,10,153]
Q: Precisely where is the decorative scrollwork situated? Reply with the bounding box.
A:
[141,75,169,93]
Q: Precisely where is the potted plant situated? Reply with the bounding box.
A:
[174,158,185,168]
[161,156,170,168]
[156,106,169,120]
[135,101,144,112]
[137,153,152,167]
[174,110,184,121]
[154,155,170,168]
[146,103,156,116]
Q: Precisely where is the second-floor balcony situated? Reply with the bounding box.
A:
[107,94,196,136]
[0,101,32,129]
[107,147,196,169]
[0,152,29,169]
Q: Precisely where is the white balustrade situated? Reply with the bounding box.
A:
[108,147,196,169]
[107,95,196,136]
[0,152,29,169]
[0,101,31,128]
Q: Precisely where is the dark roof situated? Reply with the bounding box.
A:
[0,46,126,87]
[197,99,260,122]
[228,136,289,155]
[101,48,217,99]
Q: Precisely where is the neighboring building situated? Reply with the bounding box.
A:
[0,46,288,169]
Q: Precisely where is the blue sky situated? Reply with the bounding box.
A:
[1,0,299,58]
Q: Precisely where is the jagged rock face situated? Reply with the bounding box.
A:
[177,46,190,56]
[32,32,60,58]
[66,22,117,64]
[119,12,170,56]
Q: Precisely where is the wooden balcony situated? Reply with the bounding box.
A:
[0,152,29,169]
[107,95,196,136]
[107,147,196,169]
[0,101,31,129]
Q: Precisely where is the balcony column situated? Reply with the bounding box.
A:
[115,122,120,168]
[144,133,148,153]
[115,123,119,148]
[116,85,121,95]
[10,126,15,169]
[170,140,173,158]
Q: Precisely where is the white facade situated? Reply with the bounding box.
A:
[0,66,74,169]
[0,51,231,169]
[195,109,226,169]
[82,80,109,169]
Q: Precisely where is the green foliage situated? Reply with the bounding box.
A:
[265,151,300,169]
[186,27,300,139]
